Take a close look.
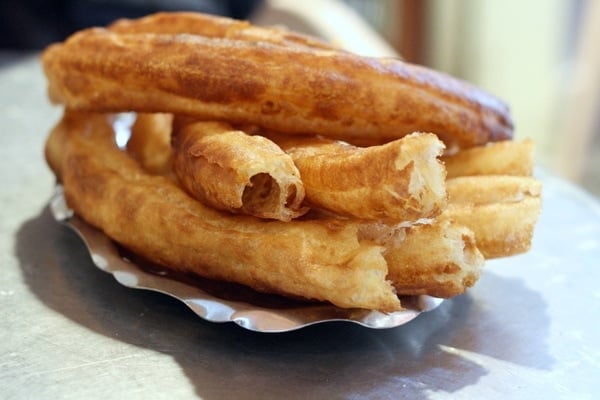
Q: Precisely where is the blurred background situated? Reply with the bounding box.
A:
[1,0,598,197]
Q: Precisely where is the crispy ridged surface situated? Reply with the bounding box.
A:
[445,175,542,258]
[270,132,447,221]
[447,175,542,204]
[108,11,338,50]
[45,110,487,308]
[39,12,542,312]
[379,219,483,297]
[444,139,534,178]
[172,120,307,221]
[445,199,541,259]
[41,26,513,149]
[45,111,401,312]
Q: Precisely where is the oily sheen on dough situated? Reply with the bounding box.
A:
[41,26,513,150]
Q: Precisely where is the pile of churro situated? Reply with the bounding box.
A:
[41,12,541,312]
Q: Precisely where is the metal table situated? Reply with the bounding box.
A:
[1,54,599,400]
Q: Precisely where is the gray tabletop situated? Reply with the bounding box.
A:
[1,54,599,400]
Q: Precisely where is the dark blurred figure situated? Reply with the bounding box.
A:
[0,0,263,49]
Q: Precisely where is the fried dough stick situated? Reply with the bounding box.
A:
[379,220,483,297]
[123,116,482,296]
[445,175,542,258]
[443,140,541,257]
[46,111,485,307]
[42,25,512,149]
[268,131,447,221]
[45,111,400,311]
[123,115,482,296]
[134,117,447,221]
[172,120,307,221]
[443,139,534,178]
[126,112,174,176]
[108,11,339,51]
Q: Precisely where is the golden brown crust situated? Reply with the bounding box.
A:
[41,24,513,149]
[270,132,447,221]
[108,11,338,51]
[445,175,542,258]
[39,12,541,312]
[444,139,534,178]
[45,110,489,309]
[172,120,307,221]
[380,219,484,297]
[447,175,542,204]
[45,110,402,312]
[445,199,541,259]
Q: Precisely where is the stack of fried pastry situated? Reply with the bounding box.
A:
[41,12,541,312]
